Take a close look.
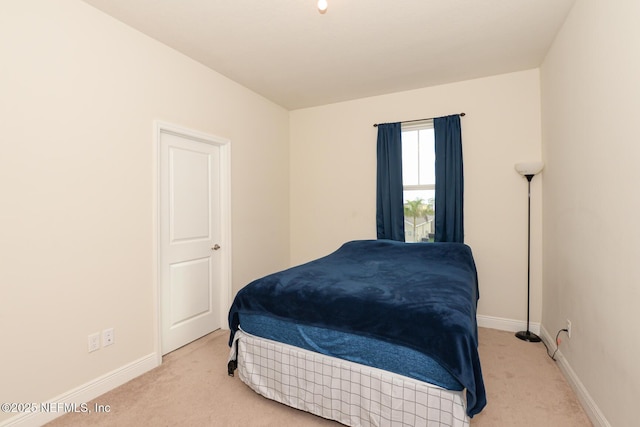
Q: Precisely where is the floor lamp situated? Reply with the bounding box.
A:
[514,161,544,342]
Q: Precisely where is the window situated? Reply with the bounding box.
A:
[402,121,435,243]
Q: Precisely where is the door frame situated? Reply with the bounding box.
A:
[153,120,232,363]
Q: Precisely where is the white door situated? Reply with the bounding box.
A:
[159,127,226,355]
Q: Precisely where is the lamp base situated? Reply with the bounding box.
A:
[515,330,541,342]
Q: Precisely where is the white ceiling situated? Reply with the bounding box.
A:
[81,0,576,110]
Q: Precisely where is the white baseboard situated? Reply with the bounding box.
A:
[2,319,609,427]
[477,314,540,334]
[538,326,610,427]
[1,353,159,427]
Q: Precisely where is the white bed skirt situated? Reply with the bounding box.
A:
[229,330,470,427]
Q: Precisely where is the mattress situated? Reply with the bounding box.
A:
[230,329,470,427]
[239,313,463,391]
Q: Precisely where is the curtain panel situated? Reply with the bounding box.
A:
[376,123,405,241]
[434,115,464,243]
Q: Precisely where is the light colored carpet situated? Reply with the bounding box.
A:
[47,328,592,426]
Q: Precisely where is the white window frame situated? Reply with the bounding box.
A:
[402,120,435,242]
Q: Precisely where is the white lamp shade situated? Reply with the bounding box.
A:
[514,161,544,176]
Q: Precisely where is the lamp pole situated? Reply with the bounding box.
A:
[515,174,541,342]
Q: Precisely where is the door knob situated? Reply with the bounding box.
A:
[212,244,221,250]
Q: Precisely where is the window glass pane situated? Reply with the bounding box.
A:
[401,123,435,243]
[418,129,435,185]
[401,130,418,185]
[403,189,435,243]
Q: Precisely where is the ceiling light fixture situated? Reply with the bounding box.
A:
[317,0,328,13]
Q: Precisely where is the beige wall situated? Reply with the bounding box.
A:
[290,70,544,323]
[540,1,640,425]
[0,0,289,420]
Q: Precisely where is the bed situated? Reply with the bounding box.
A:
[227,239,486,426]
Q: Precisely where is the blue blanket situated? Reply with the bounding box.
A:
[228,239,486,417]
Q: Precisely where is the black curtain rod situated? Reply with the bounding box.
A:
[373,112,465,127]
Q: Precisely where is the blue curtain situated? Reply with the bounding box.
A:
[376,123,405,241]
[434,115,464,243]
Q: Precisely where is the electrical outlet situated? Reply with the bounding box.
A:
[566,319,572,338]
[88,333,100,352]
[102,328,114,347]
